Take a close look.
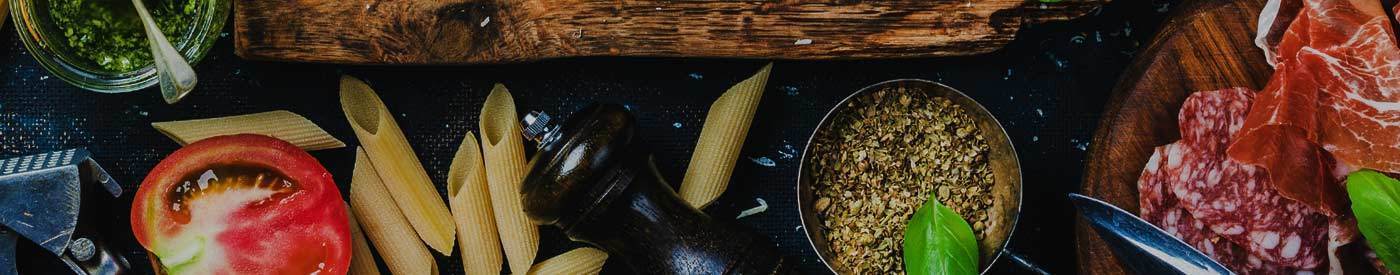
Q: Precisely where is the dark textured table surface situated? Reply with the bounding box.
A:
[1,1,1173,274]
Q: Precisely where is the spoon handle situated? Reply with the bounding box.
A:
[131,0,197,104]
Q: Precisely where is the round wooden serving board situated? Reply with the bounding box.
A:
[1075,0,1273,273]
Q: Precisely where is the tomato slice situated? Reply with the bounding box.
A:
[131,134,350,275]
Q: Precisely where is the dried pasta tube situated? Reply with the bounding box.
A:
[679,64,772,208]
[479,84,540,273]
[349,148,438,275]
[340,75,456,255]
[448,134,503,274]
[152,110,346,151]
[527,248,608,275]
[346,203,381,275]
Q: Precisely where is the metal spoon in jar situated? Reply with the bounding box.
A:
[131,0,197,104]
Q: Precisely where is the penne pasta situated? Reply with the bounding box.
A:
[479,84,540,273]
[346,203,382,275]
[527,247,608,275]
[349,148,438,275]
[152,110,346,151]
[340,76,457,255]
[448,134,504,274]
[679,64,772,208]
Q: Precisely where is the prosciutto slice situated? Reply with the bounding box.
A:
[1234,0,1400,216]
[1139,88,1330,269]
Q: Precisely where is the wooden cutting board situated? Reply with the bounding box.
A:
[1075,0,1272,273]
[233,0,1104,64]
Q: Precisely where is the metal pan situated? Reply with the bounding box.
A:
[796,79,1023,274]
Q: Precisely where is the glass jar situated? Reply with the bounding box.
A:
[9,0,229,93]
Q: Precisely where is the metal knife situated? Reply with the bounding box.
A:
[1069,193,1233,275]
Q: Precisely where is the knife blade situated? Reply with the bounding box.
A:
[1069,193,1233,275]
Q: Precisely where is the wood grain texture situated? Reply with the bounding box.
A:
[1074,0,1272,274]
[234,0,1104,64]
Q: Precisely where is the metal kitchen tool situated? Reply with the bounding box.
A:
[0,148,130,275]
[1069,193,1233,275]
[131,0,198,104]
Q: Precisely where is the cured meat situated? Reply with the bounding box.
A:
[1228,126,1350,216]
[1254,0,1304,66]
[1139,145,1250,272]
[1234,0,1400,216]
[1177,86,1255,153]
[1168,88,1331,268]
[1134,87,1400,273]
[1325,216,1392,275]
[1139,144,1309,274]
[1328,216,1361,275]
[1256,0,1391,67]
[1178,159,1330,269]
[1137,144,1175,223]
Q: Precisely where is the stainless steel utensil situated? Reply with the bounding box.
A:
[131,0,198,103]
[1069,193,1233,275]
[0,148,130,275]
[796,80,1023,274]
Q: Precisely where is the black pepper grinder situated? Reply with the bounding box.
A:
[518,103,792,275]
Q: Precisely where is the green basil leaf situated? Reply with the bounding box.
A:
[904,196,979,275]
[1347,169,1400,269]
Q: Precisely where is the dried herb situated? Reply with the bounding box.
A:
[904,196,978,275]
[809,86,994,274]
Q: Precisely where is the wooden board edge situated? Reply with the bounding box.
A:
[232,0,1110,64]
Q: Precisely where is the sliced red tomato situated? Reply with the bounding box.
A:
[131,134,350,275]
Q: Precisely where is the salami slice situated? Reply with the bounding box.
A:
[1140,145,1315,274]
[1137,88,1331,269]
[1139,145,1307,274]
[1177,87,1255,154]
[1139,144,1234,264]
[1175,88,1330,268]
[1173,157,1329,268]
[1139,144,1239,261]
[1138,143,1177,223]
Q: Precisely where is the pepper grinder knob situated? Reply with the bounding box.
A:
[521,111,561,149]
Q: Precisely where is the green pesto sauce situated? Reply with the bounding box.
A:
[49,0,199,72]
